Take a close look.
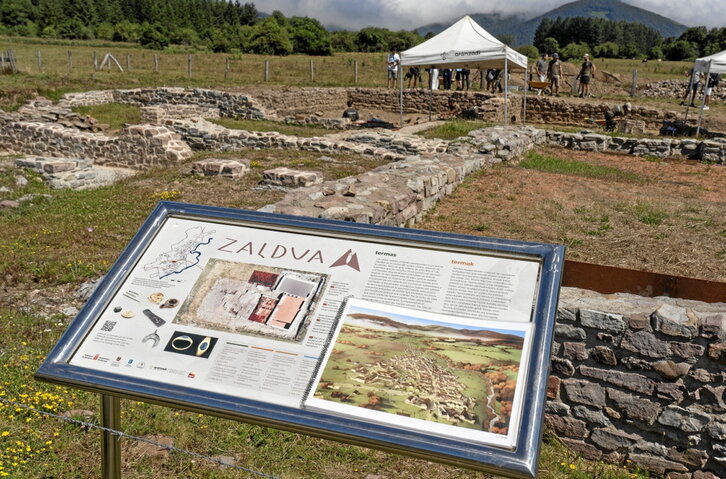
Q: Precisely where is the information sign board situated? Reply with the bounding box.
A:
[36,201,564,478]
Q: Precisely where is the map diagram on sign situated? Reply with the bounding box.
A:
[143,226,216,280]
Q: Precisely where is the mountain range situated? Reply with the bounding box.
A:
[346,312,524,346]
[416,0,688,46]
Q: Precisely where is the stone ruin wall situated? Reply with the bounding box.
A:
[551,288,726,479]
[0,117,192,169]
[524,96,677,132]
[641,80,726,102]
[62,87,268,120]
[261,126,542,225]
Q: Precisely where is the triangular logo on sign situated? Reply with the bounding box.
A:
[330,249,360,272]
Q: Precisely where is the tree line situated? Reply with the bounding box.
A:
[528,16,726,61]
[0,0,723,60]
[0,0,422,55]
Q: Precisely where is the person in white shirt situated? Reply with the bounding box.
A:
[386,49,400,89]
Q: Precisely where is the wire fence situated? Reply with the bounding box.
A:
[0,396,280,479]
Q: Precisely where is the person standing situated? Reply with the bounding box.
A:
[428,67,439,90]
[680,68,702,107]
[703,73,720,110]
[577,53,596,97]
[386,48,400,89]
[442,68,453,90]
[548,53,563,96]
[461,68,470,90]
[535,53,549,95]
[536,53,549,82]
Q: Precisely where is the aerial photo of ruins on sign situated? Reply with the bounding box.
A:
[314,302,528,435]
[174,258,328,342]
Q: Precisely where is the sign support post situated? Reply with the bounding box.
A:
[101,394,122,479]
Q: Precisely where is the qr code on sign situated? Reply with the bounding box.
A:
[101,321,116,332]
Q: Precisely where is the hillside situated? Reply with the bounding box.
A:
[416,0,688,46]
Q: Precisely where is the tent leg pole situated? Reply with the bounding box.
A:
[399,64,404,128]
[504,56,509,126]
[428,85,432,122]
[523,71,527,126]
[695,62,711,138]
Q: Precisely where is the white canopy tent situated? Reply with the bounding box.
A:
[399,16,528,125]
[692,49,726,136]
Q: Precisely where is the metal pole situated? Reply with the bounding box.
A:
[310,59,314,82]
[684,68,696,123]
[504,53,509,126]
[523,71,528,125]
[695,61,711,138]
[354,60,358,83]
[399,61,404,128]
[101,394,121,479]
[264,60,269,81]
[36,50,42,72]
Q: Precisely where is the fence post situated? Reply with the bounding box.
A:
[354,60,358,83]
[93,51,98,71]
[630,69,638,97]
[67,50,72,73]
[126,54,131,72]
[153,54,159,72]
[187,54,192,78]
[264,60,269,81]
[36,50,42,72]
[224,57,230,80]
[310,59,314,82]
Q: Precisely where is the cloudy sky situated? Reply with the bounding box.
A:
[259,0,724,30]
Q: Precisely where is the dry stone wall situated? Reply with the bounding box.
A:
[14,156,99,189]
[0,117,192,169]
[525,96,677,132]
[162,118,447,161]
[261,126,545,226]
[642,80,726,102]
[547,130,726,163]
[61,88,269,120]
[140,104,220,124]
[552,287,726,478]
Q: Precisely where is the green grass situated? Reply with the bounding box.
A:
[72,103,141,130]
[518,151,643,183]
[212,118,332,137]
[418,120,492,140]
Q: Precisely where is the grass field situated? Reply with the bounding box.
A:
[0,35,696,112]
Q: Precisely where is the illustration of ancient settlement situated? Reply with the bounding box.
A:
[305,298,533,449]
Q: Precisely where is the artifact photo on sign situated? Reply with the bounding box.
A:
[174,258,328,343]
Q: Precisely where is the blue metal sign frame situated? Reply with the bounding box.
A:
[36,201,565,478]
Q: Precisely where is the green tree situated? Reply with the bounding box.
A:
[593,42,619,58]
[139,22,170,49]
[248,17,293,55]
[619,43,640,59]
[664,40,698,61]
[560,42,589,61]
[356,27,386,52]
[540,37,560,55]
[113,20,142,42]
[517,45,540,59]
[290,16,332,55]
[0,0,36,27]
[330,31,356,52]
